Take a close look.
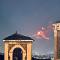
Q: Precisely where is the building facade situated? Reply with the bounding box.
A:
[53,21,60,60]
[3,32,34,60]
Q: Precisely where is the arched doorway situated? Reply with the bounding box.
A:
[13,48,22,60]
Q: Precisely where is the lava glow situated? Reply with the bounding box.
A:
[31,25,53,40]
[37,31,44,36]
[36,31,49,40]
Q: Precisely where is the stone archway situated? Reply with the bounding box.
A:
[13,48,22,60]
[9,45,26,60]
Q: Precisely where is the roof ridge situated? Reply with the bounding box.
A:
[3,32,34,40]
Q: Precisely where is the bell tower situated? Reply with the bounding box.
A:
[53,21,60,60]
[3,32,34,60]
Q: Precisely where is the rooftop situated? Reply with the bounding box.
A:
[3,32,33,40]
[54,21,60,23]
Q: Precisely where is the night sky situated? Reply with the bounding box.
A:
[0,0,60,55]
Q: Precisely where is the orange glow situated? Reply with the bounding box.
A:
[37,31,41,35]
[36,30,49,40]
[37,31,44,36]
